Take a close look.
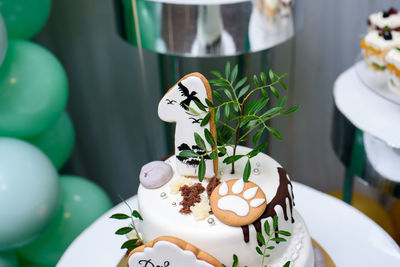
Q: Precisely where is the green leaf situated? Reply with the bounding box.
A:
[270,86,279,98]
[252,98,269,114]
[194,100,206,111]
[224,104,230,119]
[215,107,220,123]
[262,107,282,118]
[209,151,218,160]
[213,90,223,102]
[267,246,275,250]
[223,155,244,164]
[179,150,200,157]
[248,143,267,158]
[264,219,270,236]
[283,261,291,267]
[255,247,263,255]
[216,125,232,146]
[110,213,130,220]
[231,65,238,83]
[194,133,206,150]
[225,61,231,79]
[223,88,233,100]
[271,237,287,242]
[252,129,263,145]
[121,238,139,250]
[211,70,222,78]
[278,96,287,108]
[233,102,240,112]
[198,157,205,182]
[253,75,259,87]
[218,146,227,157]
[237,85,250,99]
[204,128,216,147]
[232,254,238,267]
[243,159,251,182]
[132,210,143,220]
[283,106,299,115]
[235,77,247,90]
[261,88,268,98]
[256,232,266,245]
[260,72,267,85]
[268,69,274,81]
[277,230,292,237]
[273,216,278,231]
[267,126,282,140]
[200,112,211,126]
[115,227,133,235]
[205,98,214,107]
[278,80,288,90]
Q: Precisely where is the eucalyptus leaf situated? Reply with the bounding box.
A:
[215,107,220,123]
[231,65,238,83]
[204,128,216,147]
[253,75,259,86]
[205,98,214,107]
[213,90,223,102]
[256,247,263,255]
[273,216,278,231]
[232,254,238,267]
[224,88,233,100]
[278,96,287,108]
[200,112,211,126]
[268,69,274,81]
[179,150,200,157]
[261,88,268,98]
[209,151,218,160]
[211,70,222,78]
[257,232,266,245]
[267,246,275,250]
[252,128,263,145]
[198,157,205,182]
[225,61,231,79]
[277,230,292,237]
[121,239,139,250]
[270,86,279,98]
[194,100,206,112]
[132,210,143,220]
[235,77,247,90]
[267,126,282,140]
[248,143,267,158]
[224,104,230,119]
[283,261,291,267]
[243,159,251,182]
[260,72,267,85]
[262,107,282,118]
[115,227,133,235]
[264,219,270,236]
[271,237,287,243]
[278,80,288,90]
[283,106,299,115]
[237,85,250,99]
[194,133,206,150]
[223,155,244,164]
[110,213,130,220]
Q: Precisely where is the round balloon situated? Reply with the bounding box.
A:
[0,13,7,66]
[0,251,18,267]
[0,138,60,251]
[17,175,112,266]
[0,0,51,39]
[0,40,68,138]
[25,111,75,170]
[329,190,397,240]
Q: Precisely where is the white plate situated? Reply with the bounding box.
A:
[57,182,400,267]
[355,60,400,105]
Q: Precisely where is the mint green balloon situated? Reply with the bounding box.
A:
[17,175,112,266]
[0,251,18,267]
[0,0,51,39]
[25,111,75,170]
[0,138,60,251]
[0,40,68,138]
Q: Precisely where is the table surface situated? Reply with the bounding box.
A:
[57,182,400,267]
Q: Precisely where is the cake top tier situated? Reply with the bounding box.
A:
[364,30,400,51]
[369,8,400,30]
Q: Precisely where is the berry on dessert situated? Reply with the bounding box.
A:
[360,30,400,71]
[368,7,400,32]
[386,48,400,93]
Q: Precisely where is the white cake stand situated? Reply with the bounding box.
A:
[56,182,400,267]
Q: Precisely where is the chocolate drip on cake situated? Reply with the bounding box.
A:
[241,167,294,244]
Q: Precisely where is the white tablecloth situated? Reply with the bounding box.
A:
[57,182,400,267]
[333,64,400,148]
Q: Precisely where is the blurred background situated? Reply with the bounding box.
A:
[33,0,397,202]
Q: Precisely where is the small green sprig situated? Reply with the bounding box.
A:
[110,197,144,251]
[256,216,291,267]
[180,62,298,182]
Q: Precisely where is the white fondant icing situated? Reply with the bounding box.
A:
[158,75,216,178]
[128,240,213,267]
[250,198,266,208]
[369,11,400,29]
[231,179,244,194]
[218,182,228,196]
[138,146,314,267]
[386,48,400,69]
[217,195,249,216]
[364,30,400,51]
[243,187,258,200]
[139,161,173,189]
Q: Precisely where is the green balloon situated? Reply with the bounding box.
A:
[25,111,75,170]
[0,0,51,39]
[0,251,18,267]
[0,40,68,138]
[17,175,112,266]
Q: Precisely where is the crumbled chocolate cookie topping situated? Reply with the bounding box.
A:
[206,176,221,199]
[179,183,205,214]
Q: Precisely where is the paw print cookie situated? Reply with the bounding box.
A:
[210,179,267,226]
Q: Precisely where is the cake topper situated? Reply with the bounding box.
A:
[179,62,298,182]
[158,73,218,180]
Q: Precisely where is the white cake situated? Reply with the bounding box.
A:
[136,146,314,267]
[368,8,400,32]
[386,48,400,93]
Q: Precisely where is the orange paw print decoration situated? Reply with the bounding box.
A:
[210,179,267,226]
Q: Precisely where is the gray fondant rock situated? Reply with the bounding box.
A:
[139,161,173,189]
